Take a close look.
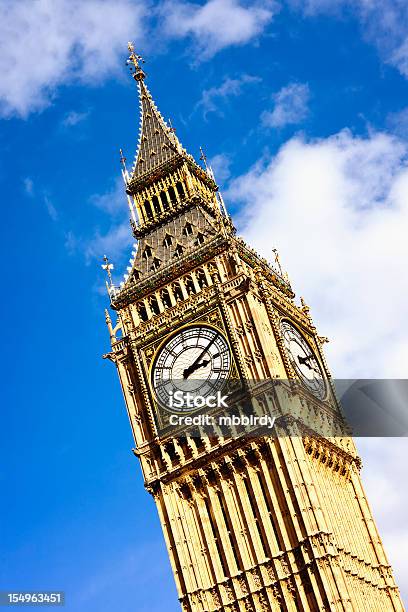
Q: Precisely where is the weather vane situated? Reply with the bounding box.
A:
[126,42,145,81]
[102,255,114,287]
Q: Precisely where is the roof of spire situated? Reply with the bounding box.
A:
[126,42,186,187]
[131,79,184,179]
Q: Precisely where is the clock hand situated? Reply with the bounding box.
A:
[183,357,213,379]
[183,336,218,379]
[298,354,321,376]
[298,354,314,368]
[190,359,211,374]
[183,359,211,378]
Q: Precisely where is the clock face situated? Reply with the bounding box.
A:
[281,321,327,399]
[151,325,231,411]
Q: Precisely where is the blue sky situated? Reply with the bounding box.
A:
[1,0,408,609]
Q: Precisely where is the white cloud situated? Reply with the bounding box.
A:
[0,0,147,118]
[228,128,408,378]
[262,82,310,128]
[196,74,260,118]
[161,0,274,59]
[62,110,89,127]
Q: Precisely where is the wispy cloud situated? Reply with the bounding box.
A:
[209,153,231,183]
[85,221,133,265]
[23,177,34,196]
[81,178,133,268]
[62,110,90,127]
[261,82,310,128]
[90,177,127,217]
[23,177,59,221]
[161,0,275,60]
[64,230,77,255]
[196,74,260,118]
[44,195,58,221]
[387,106,408,140]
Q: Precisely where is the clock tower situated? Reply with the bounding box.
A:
[103,45,404,611]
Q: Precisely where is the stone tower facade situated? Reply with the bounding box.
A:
[103,45,404,612]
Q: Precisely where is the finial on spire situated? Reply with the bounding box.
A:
[200,145,216,182]
[102,255,114,287]
[118,148,136,222]
[199,146,208,170]
[126,42,145,81]
[119,148,127,171]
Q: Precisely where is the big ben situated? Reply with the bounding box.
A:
[102,44,404,611]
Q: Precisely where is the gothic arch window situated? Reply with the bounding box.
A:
[151,257,161,271]
[160,190,168,209]
[168,186,177,203]
[152,195,161,215]
[176,181,185,198]
[142,245,152,260]
[132,269,141,281]
[137,302,148,322]
[197,269,207,289]
[165,441,178,463]
[144,200,153,220]
[184,275,195,295]
[163,234,173,248]
[161,288,172,308]
[196,232,205,245]
[149,295,160,315]
[183,222,194,236]
[172,283,183,302]
[174,243,184,258]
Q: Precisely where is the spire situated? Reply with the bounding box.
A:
[126,43,185,188]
